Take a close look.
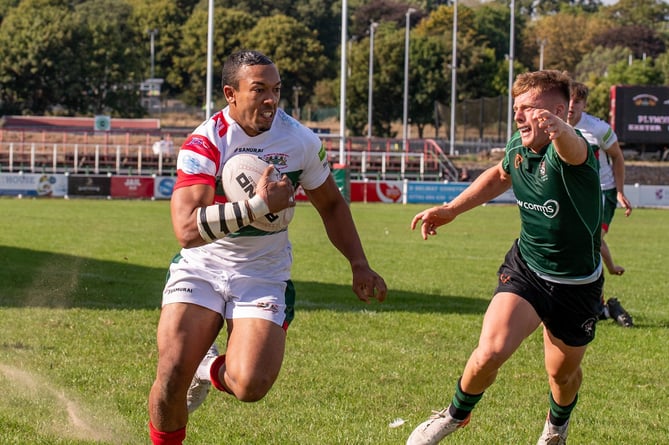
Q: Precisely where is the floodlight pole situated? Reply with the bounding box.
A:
[402,8,416,153]
[339,0,348,164]
[538,38,547,70]
[367,21,378,140]
[205,0,214,119]
[507,0,515,140]
[449,1,457,156]
[148,29,158,79]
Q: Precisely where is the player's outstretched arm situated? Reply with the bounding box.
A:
[305,175,387,304]
[411,162,511,240]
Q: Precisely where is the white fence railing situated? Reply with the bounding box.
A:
[1,141,459,181]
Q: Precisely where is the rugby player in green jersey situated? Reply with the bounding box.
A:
[407,70,602,445]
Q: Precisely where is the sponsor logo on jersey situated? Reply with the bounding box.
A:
[184,135,208,150]
[262,153,289,170]
[234,146,264,154]
[514,153,523,169]
[516,198,559,218]
[182,154,203,174]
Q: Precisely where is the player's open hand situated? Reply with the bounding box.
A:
[411,205,455,240]
[256,164,296,213]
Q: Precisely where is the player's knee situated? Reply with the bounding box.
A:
[473,345,511,371]
[547,367,582,388]
[228,373,275,402]
[156,362,193,401]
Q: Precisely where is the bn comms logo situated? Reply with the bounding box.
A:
[517,199,559,218]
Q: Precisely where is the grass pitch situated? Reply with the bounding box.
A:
[0,198,667,444]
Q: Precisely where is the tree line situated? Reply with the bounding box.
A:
[1,0,668,138]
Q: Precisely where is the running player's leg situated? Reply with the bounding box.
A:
[149,302,223,434]
[208,276,291,402]
[219,317,286,401]
[461,292,541,393]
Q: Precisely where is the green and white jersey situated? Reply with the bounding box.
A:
[573,112,618,191]
[502,131,602,283]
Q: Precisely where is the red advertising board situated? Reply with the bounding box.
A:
[110,176,154,198]
[350,180,403,203]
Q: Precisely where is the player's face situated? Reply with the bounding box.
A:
[567,97,585,126]
[226,64,281,137]
[513,89,554,151]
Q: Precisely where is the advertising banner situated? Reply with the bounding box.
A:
[405,182,469,204]
[68,175,111,196]
[624,184,669,208]
[611,86,669,145]
[350,180,403,203]
[0,173,68,197]
[154,176,176,199]
[110,176,154,198]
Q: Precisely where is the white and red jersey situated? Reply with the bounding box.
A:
[174,107,330,280]
[572,112,618,191]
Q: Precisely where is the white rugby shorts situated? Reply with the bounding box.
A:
[162,255,289,327]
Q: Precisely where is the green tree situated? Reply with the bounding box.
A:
[0,0,84,114]
[75,0,146,115]
[0,0,20,23]
[243,14,328,108]
[573,45,633,81]
[654,51,669,85]
[472,1,513,61]
[416,4,502,99]
[521,12,608,73]
[586,58,664,120]
[127,0,190,96]
[591,25,666,59]
[345,23,405,137]
[601,0,669,28]
[169,7,256,107]
[409,35,449,138]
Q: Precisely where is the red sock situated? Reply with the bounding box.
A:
[149,421,186,445]
[209,354,233,394]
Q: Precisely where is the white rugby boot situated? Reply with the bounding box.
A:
[186,343,219,413]
[406,406,470,445]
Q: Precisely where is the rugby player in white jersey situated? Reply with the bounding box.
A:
[569,81,633,327]
[148,50,387,445]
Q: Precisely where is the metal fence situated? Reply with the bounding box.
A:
[0,135,487,181]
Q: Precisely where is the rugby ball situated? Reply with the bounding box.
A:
[221,154,294,232]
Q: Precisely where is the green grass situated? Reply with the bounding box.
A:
[0,198,667,444]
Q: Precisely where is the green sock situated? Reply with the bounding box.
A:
[548,392,578,426]
[448,378,483,420]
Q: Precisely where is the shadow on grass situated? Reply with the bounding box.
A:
[0,246,166,309]
[295,280,491,315]
[0,246,492,315]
